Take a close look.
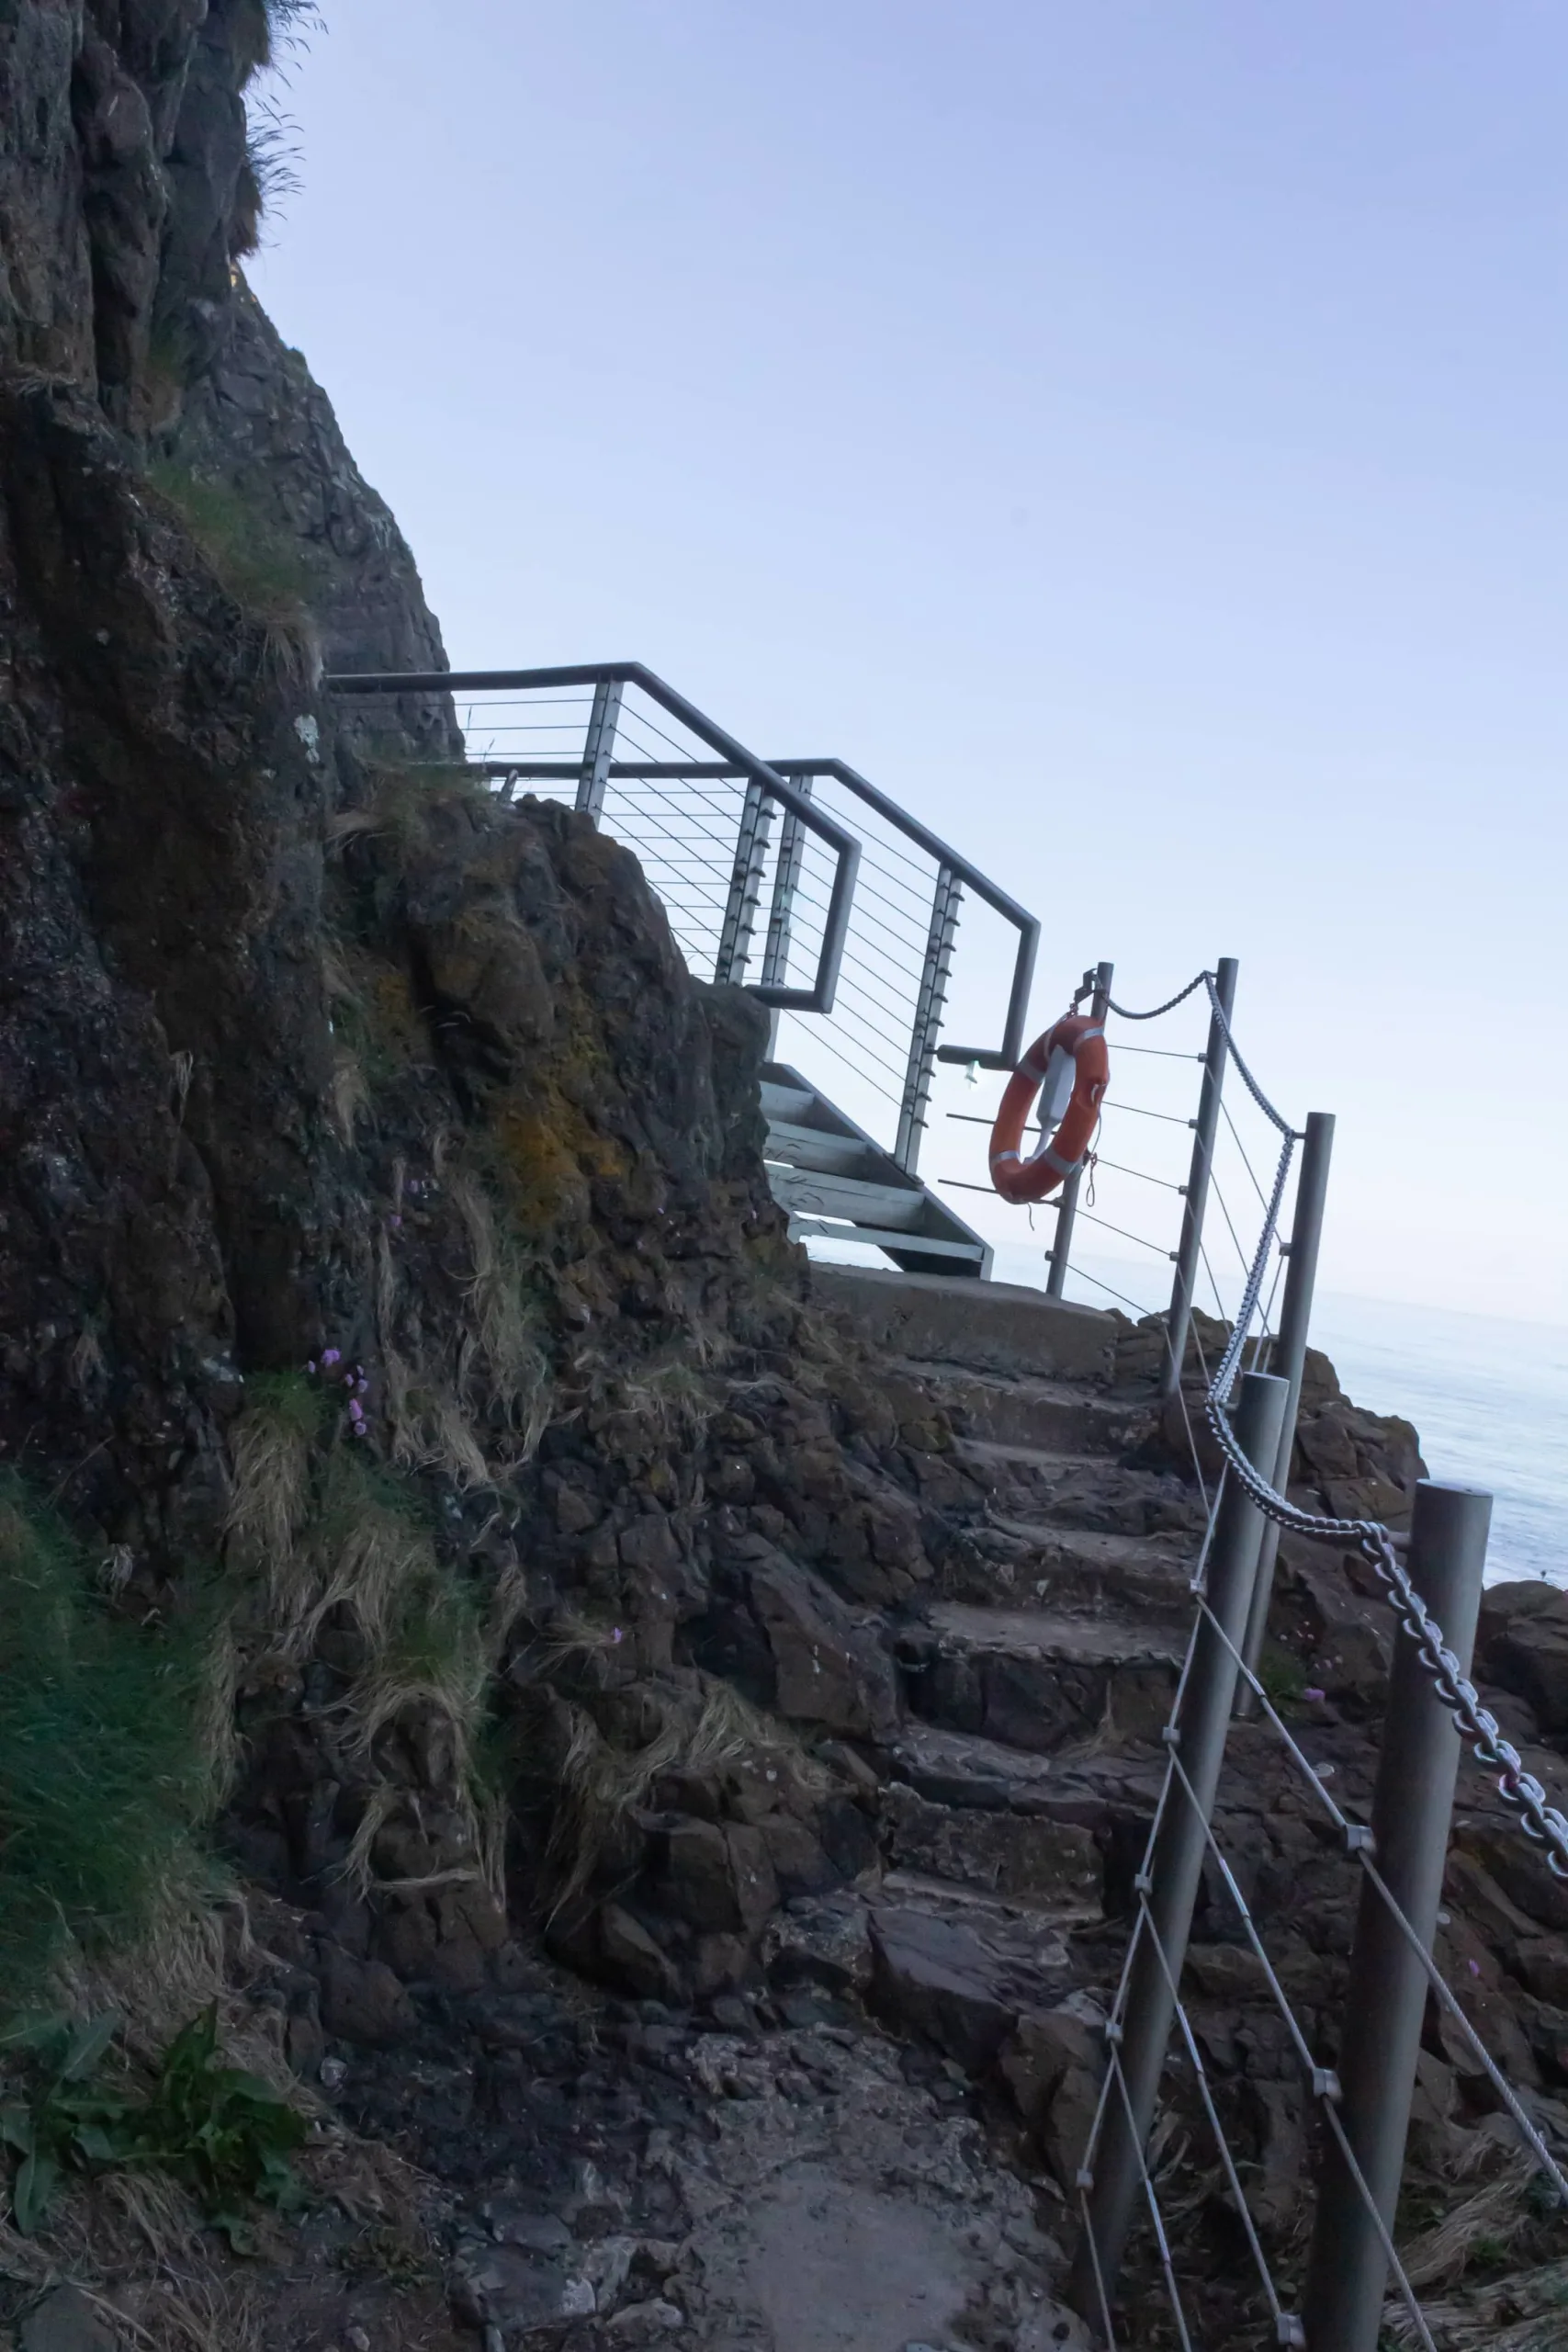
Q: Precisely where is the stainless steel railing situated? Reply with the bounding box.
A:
[324,663,1039,1179]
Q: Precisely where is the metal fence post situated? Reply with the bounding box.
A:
[715,777,773,986]
[1301,1481,1492,2352]
[1235,1111,1336,1706]
[1159,956,1237,1398]
[1072,1370,1290,2321]
[576,677,622,821]
[1046,960,1113,1299]
[761,772,813,995]
[895,863,964,1175]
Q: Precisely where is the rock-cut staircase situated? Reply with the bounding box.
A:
[801,1264,1207,2125]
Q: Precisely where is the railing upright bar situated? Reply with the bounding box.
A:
[1046,960,1113,1300]
[1071,1371,1290,2321]
[1235,1111,1337,1703]
[761,775,812,994]
[895,863,963,1176]
[575,677,623,821]
[1300,1481,1492,2352]
[715,778,773,987]
[1160,956,1238,1398]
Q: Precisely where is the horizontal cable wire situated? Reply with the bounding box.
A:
[1319,2103,1439,2352]
[1219,1092,1274,1215]
[1103,1101,1198,1129]
[1073,1208,1175,1260]
[1105,2048,1197,2352]
[1137,1893,1293,2334]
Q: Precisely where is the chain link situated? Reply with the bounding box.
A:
[1106,971,1212,1022]
[1195,1056,1568,1882]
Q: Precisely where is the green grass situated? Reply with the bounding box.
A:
[1256,1641,1308,1712]
[145,461,316,646]
[1,2005,304,2245]
[0,1481,211,1997]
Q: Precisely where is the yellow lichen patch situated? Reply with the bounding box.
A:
[491,1078,629,1234]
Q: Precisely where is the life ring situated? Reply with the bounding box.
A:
[988,1012,1109,1204]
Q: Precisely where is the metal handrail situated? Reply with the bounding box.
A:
[323,662,860,1018]
[324,662,1041,1178]
[769,760,1038,1075]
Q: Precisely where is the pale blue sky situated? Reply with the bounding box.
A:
[253,3,1568,1323]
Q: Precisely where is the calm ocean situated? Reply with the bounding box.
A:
[982,1243,1568,1589]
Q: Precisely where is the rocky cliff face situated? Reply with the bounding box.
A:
[5,12,1567,2349]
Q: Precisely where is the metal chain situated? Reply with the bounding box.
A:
[1200,971,1295,1136]
[1107,971,1212,1022]
[1196,1063,1568,1883]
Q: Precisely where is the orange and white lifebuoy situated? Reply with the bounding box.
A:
[988,1012,1109,1205]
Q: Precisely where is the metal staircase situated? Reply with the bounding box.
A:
[325,661,1036,1277]
[761,1065,991,1275]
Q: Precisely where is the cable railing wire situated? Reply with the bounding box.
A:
[1069,976,1568,2352]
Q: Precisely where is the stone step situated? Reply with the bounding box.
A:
[952,1437,1204,1542]
[897,1599,1187,1754]
[863,1880,1087,2070]
[882,1720,1167,1828]
[810,1262,1114,1385]
[903,1365,1142,1455]
[939,1518,1199,1614]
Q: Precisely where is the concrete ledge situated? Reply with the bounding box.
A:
[809,1263,1115,1384]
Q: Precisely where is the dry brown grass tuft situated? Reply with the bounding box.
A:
[539,1672,828,1926]
[450,1169,552,1451]
[224,1374,321,1595]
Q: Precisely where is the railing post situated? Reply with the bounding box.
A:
[761,771,812,1002]
[1159,956,1237,1398]
[1301,1481,1492,2352]
[1071,1370,1289,2325]
[1046,961,1113,1299]
[715,776,773,986]
[895,863,964,1175]
[576,677,622,822]
[1235,1111,1336,1706]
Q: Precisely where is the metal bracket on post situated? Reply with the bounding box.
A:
[575,677,622,823]
[1235,1111,1336,1707]
[1046,961,1112,1299]
[1300,1481,1492,2352]
[715,776,773,987]
[1070,1370,1290,2321]
[1160,956,1238,1397]
[895,863,964,1176]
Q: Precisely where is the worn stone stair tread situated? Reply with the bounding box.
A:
[884,1721,1166,1817]
[893,1362,1137,1453]
[987,1514,1196,1571]
[811,1262,1115,1383]
[926,1599,1188,1665]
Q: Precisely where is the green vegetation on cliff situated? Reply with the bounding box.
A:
[0,1483,213,1996]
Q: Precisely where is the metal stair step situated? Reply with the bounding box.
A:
[788,1216,988,1265]
[764,1118,884,1178]
[768,1165,929,1232]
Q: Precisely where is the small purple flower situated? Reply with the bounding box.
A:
[352,1419,367,1438]
[389,1213,402,1229]
[612,1627,624,1645]
[1303,1686,1326,1703]
[322,1347,342,1368]
[307,1360,317,1375]
[348,1398,364,1422]
[1468,1959,1481,1977]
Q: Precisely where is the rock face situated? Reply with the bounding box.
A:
[171,280,464,753]
[6,15,1568,2350]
